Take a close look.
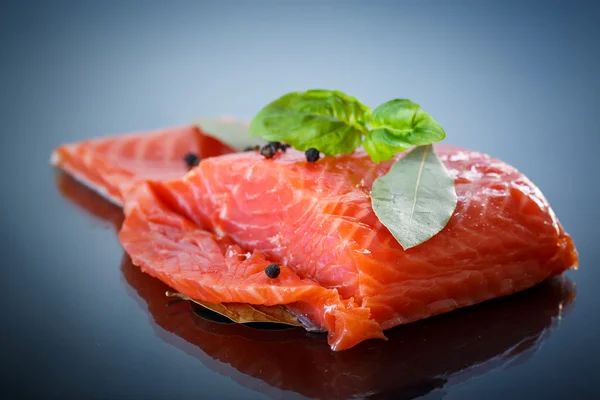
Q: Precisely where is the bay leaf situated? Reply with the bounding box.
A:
[194,117,265,151]
[371,144,457,250]
[165,291,302,327]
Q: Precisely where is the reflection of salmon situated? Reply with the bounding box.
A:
[55,171,123,229]
[121,254,575,400]
[51,124,578,350]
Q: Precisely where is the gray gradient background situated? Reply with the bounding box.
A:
[1,0,599,399]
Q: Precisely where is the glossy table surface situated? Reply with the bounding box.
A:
[1,1,599,398]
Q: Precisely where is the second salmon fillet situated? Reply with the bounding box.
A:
[52,127,578,350]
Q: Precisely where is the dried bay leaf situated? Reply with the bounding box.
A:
[371,144,457,250]
[165,291,302,327]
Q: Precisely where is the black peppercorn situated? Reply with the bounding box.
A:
[184,152,200,168]
[280,143,291,152]
[243,145,260,152]
[305,148,320,163]
[260,143,277,159]
[265,264,281,278]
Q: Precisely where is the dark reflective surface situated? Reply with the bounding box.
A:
[2,1,599,399]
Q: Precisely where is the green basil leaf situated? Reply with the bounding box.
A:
[370,99,446,146]
[363,127,411,163]
[371,145,457,250]
[249,89,370,155]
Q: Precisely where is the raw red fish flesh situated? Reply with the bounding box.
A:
[51,123,578,350]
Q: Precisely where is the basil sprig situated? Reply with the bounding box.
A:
[250,90,444,162]
[249,89,456,249]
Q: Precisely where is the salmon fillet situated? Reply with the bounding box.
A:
[55,173,576,398]
[51,125,578,350]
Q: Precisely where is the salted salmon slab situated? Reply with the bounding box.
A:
[51,125,578,350]
[56,172,576,397]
